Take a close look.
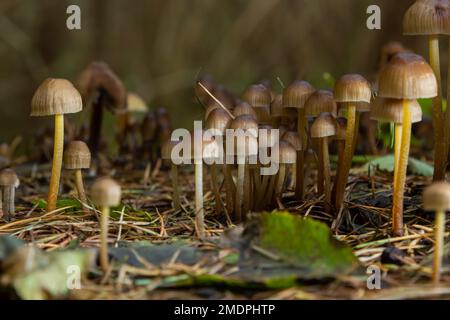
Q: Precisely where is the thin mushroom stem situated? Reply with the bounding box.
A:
[445,37,450,175]
[322,137,331,205]
[332,140,345,203]
[316,139,324,195]
[223,165,235,219]
[275,164,286,198]
[210,163,223,213]
[171,163,181,211]
[256,173,270,210]
[74,169,88,212]
[266,173,277,206]
[393,123,403,191]
[235,161,245,222]
[47,114,64,212]
[243,165,251,216]
[2,186,15,220]
[100,205,110,273]
[334,104,356,210]
[296,108,306,199]
[432,210,446,285]
[429,35,445,181]
[392,99,412,236]
[195,162,205,238]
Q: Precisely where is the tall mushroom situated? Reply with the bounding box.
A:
[0,169,19,221]
[403,0,449,181]
[91,177,121,273]
[423,181,450,285]
[63,141,91,210]
[31,78,83,212]
[378,52,437,236]
[333,74,372,210]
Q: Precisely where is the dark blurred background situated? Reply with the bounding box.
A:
[0,0,441,149]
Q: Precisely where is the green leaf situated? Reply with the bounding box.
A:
[363,155,433,177]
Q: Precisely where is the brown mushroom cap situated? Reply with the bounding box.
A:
[195,75,216,104]
[310,112,338,138]
[270,94,285,118]
[304,90,337,118]
[202,137,222,163]
[378,52,437,99]
[273,140,297,164]
[370,98,422,124]
[403,0,450,36]
[423,181,450,211]
[206,108,232,135]
[0,168,19,187]
[126,92,148,113]
[282,80,314,109]
[258,124,278,148]
[242,84,272,108]
[64,141,91,169]
[206,85,235,110]
[229,114,259,136]
[233,101,257,118]
[77,62,126,114]
[282,131,302,151]
[379,41,410,70]
[31,78,83,116]
[334,74,372,105]
[91,177,122,207]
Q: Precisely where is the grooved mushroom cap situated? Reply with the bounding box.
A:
[304,90,337,118]
[370,98,422,124]
[64,141,91,169]
[273,140,297,164]
[310,113,338,138]
[141,111,157,141]
[270,95,284,118]
[126,92,148,113]
[282,131,302,151]
[77,62,126,114]
[254,106,272,125]
[206,85,235,110]
[334,117,348,141]
[242,84,272,108]
[258,125,278,148]
[195,75,216,104]
[423,181,450,211]
[282,80,314,109]
[334,74,372,104]
[378,52,437,99]
[229,114,259,136]
[0,168,19,187]
[206,108,232,135]
[233,101,257,118]
[31,78,82,116]
[379,41,410,70]
[90,177,121,207]
[403,0,450,35]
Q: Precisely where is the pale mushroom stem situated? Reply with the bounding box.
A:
[47,114,64,212]
[322,137,331,204]
[171,163,181,211]
[243,165,251,216]
[75,169,88,212]
[392,100,412,236]
[334,105,356,210]
[432,210,446,285]
[3,186,15,220]
[296,108,307,199]
[317,139,324,195]
[235,162,245,222]
[210,163,223,213]
[195,162,205,238]
[223,165,235,218]
[100,205,110,273]
[429,35,445,181]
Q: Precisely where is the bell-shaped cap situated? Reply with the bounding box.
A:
[229,114,259,136]
[423,181,450,211]
[242,84,272,108]
[233,101,257,118]
[202,137,222,162]
[310,112,338,138]
[31,78,82,116]
[334,74,372,105]
[282,80,314,109]
[270,94,284,118]
[273,140,297,164]
[304,90,337,118]
[195,75,216,104]
[206,108,232,135]
[370,98,422,124]
[206,85,235,110]
[258,124,278,148]
[0,168,19,187]
[282,131,302,151]
[90,177,122,207]
[64,141,91,169]
[378,52,437,100]
[403,0,450,35]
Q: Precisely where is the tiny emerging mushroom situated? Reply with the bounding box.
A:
[31,78,83,212]
[63,141,91,211]
[91,177,122,273]
[423,181,450,285]
[0,168,19,221]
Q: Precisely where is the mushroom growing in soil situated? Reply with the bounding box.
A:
[31,78,83,212]
[403,0,450,181]
[242,84,272,125]
[0,169,19,221]
[333,74,372,210]
[91,177,122,273]
[378,52,437,236]
[423,181,450,285]
[283,81,314,200]
[63,141,91,211]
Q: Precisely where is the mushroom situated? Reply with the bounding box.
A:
[242,84,272,125]
[423,181,450,285]
[378,52,437,236]
[141,111,157,183]
[333,74,372,210]
[233,101,257,119]
[161,140,182,211]
[311,113,337,205]
[63,141,91,211]
[91,177,121,273]
[195,75,216,105]
[31,78,83,212]
[272,140,296,204]
[331,117,347,204]
[404,0,449,181]
[282,81,314,200]
[119,92,148,154]
[0,169,19,221]
[282,131,302,199]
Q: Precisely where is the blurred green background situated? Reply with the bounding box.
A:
[0,0,442,146]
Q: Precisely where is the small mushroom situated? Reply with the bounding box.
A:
[31,78,83,212]
[0,169,19,221]
[63,141,91,211]
[423,182,450,285]
[282,131,303,199]
[242,84,272,125]
[161,140,181,211]
[91,177,122,273]
[272,140,296,203]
